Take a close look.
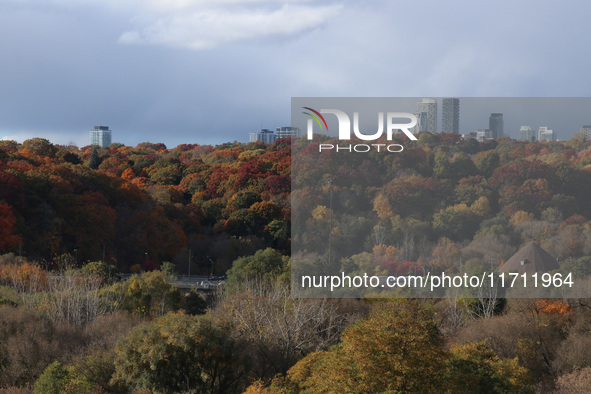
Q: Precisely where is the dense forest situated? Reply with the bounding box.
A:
[0,138,290,273]
[1,134,591,392]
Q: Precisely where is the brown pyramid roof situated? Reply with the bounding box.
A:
[498,242,559,274]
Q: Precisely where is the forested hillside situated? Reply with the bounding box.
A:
[0,138,290,273]
[3,133,591,276]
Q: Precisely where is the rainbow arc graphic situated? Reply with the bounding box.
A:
[302,107,328,131]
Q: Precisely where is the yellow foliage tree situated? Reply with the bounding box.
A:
[283,300,449,393]
[510,210,535,226]
[373,193,394,220]
[311,205,331,222]
[470,196,492,218]
[446,341,533,392]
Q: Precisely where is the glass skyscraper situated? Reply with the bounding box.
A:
[489,113,504,139]
[441,98,460,133]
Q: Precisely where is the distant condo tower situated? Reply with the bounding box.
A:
[249,129,276,144]
[580,125,591,140]
[519,126,534,141]
[538,126,556,142]
[249,126,300,144]
[410,111,428,135]
[90,126,112,147]
[489,113,504,139]
[441,98,460,133]
[275,126,301,139]
[417,98,437,133]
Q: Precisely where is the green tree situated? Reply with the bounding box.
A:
[475,150,500,177]
[560,256,591,278]
[34,361,70,394]
[433,204,481,242]
[80,261,121,284]
[148,162,183,185]
[66,351,127,394]
[22,138,58,158]
[113,313,244,393]
[265,220,290,249]
[380,175,450,220]
[104,271,181,317]
[56,150,82,165]
[0,139,18,151]
[433,151,478,183]
[183,290,208,315]
[461,137,481,154]
[230,191,262,210]
[200,199,225,225]
[88,146,102,169]
[160,261,177,279]
[226,248,289,290]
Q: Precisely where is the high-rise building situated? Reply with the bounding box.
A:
[538,127,556,141]
[489,113,504,139]
[410,111,428,135]
[90,126,112,147]
[463,131,478,140]
[580,125,591,140]
[519,126,534,141]
[441,98,460,133]
[417,98,437,133]
[476,129,493,142]
[275,126,300,139]
[249,129,276,144]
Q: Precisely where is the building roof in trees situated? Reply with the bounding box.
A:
[499,242,559,274]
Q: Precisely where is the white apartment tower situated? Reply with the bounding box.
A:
[519,126,534,141]
[538,127,556,142]
[90,126,112,147]
[249,129,276,144]
[580,125,591,140]
[476,129,493,141]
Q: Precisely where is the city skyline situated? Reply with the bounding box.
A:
[70,100,591,147]
[291,97,591,143]
[14,97,591,148]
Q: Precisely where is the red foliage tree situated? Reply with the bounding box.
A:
[0,203,21,252]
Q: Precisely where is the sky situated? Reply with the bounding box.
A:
[1,0,591,148]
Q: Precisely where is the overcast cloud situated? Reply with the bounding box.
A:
[1,0,590,147]
[119,2,343,50]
